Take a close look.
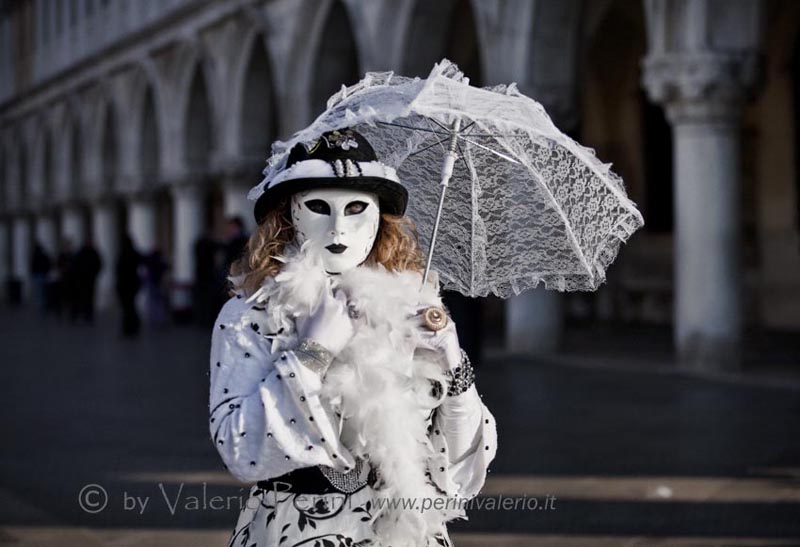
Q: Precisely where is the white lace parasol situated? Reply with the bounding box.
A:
[249,59,645,298]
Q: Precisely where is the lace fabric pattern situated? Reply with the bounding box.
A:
[249,59,645,297]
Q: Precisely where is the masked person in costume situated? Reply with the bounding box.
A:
[209,128,498,547]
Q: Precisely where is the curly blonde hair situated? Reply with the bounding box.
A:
[228,197,426,297]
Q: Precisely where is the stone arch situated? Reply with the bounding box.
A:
[141,85,160,184]
[119,61,163,187]
[401,0,482,84]
[60,97,86,201]
[526,0,581,128]
[165,39,219,180]
[41,125,54,202]
[239,32,276,161]
[18,133,27,208]
[402,0,457,78]
[100,101,119,190]
[184,63,214,177]
[581,0,653,226]
[310,0,360,118]
[69,117,82,199]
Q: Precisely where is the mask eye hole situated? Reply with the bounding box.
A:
[344,201,369,216]
[304,199,331,215]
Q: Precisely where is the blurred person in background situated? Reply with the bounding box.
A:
[30,241,52,315]
[142,246,170,327]
[192,227,222,326]
[115,234,143,337]
[52,238,76,319]
[222,215,248,274]
[72,237,103,324]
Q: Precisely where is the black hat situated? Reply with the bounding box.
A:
[253,128,408,224]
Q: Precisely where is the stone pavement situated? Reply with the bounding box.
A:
[0,305,799,546]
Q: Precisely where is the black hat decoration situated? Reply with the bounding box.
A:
[253,128,408,224]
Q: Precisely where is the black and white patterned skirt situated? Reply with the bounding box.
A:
[226,459,453,547]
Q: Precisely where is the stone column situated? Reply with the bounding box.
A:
[61,206,85,246]
[127,194,158,321]
[506,287,564,353]
[12,216,31,300]
[35,214,58,256]
[93,200,119,311]
[127,195,157,253]
[642,0,763,370]
[170,184,205,319]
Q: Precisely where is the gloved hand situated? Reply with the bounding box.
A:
[413,307,484,462]
[413,308,463,373]
[295,283,355,356]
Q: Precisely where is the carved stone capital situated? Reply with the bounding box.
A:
[642,52,761,125]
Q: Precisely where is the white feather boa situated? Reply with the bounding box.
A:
[247,243,466,546]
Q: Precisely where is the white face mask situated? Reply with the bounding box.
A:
[290,188,381,274]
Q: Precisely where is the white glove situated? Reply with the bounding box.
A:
[295,285,355,356]
[438,385,483,463]
[414,311,462,373]
[413,310,484,462]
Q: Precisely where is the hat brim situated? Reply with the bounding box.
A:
[254,176,408,224]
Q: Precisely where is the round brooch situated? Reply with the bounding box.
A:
[422,306,448,331]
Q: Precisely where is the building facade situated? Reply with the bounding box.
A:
[1,0,799,370]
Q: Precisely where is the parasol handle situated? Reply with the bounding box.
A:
[422,119,461,288]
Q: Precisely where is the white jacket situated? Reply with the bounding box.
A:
[208,246,498,517]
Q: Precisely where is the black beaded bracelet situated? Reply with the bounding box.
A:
[445,349,475,397]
